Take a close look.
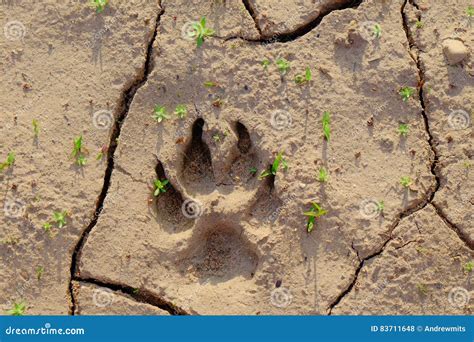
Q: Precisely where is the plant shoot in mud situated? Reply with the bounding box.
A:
[399,87,415,102]
[152,105,169,123]
[397,123,409,136]
[259,151,288,179]
[322,111,331,141]
[400,176,412,188]
[32,119,39,137]
[261,59,271,70]
[174,104,187,119]
[53,211,68,228]
[276,58,290,75]
[71,135,87,166]
[36,266,44,280]
[464,261,473,273]
[192,17,214,47]
[295,67,312,84]
[0,152,15,171]
[317,167,328,182]
[153,179,169,196]
[373,23,382,38]
[90,0,108,13]
[304,202,328,233]
[7,302,26,316]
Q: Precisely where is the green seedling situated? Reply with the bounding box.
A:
[191,17,214,47]
[0,152,15,171]
[262,59,271,70]
[322,111,331,141]
[259,151,288,179]
[464,261,473,273]
[76,155,87,166]
[212,133,221,142]
[317,167,328,182]
[376,200,385,213]
[36,266,44,280]
[71,135,88,166]
[398,123,409,136]
[7,302,26,316]
[249,167,258,175]
[203,81,217,88]
[463,161,472,169]
[416,283,428,295]
[96,145,108,161]
[276,58,290,75]
[153,179,169,196]
[467,5,474,17]
[152,105,169,123]
[399,86,415,102]
[400,176,412,188]
[295,67,312,84]
[373,23,382,38]
[42,222,52,232]
[415,20,423,29]
[53,210,68,228]
[90,0,108,13]
[32,119,39,137]
[174,104,187,119]
[304,202,328,233]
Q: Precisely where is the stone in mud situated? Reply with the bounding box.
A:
[442,39,469,65]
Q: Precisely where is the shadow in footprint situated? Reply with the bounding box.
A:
[154,159,193,233]
[250,173,283,222]
[230,122,259,185]
[180,118,215,193]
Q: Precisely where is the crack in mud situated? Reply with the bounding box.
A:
[237,0,363,43]
[328,0,473,314]
[67,3,165,315]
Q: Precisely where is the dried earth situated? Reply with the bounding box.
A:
[0,0,472,315]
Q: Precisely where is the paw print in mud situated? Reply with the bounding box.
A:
[153,118,283,282]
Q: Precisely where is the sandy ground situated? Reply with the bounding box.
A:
[0,0,472,315]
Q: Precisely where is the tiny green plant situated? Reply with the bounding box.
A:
[152,105,169,123]
[174,104,187,119]
[373,23,382,38]
[397,123,409,137]
[276,58,290,75]
[415,20,423,29]
[192,17,214,47]
[203,81,217,88]
[261,59,271,70]
[259,152,288,179]
[399,86,415,102]
[90,0,108,13]
[304,202,328,233]
[464,261,473,273]
[32,119,39,137]
[42,222,52,232]
[400,176,412,188]
[212,133,221,142]
[322,111,331,141]
[463,161,472,169]
[96,145,108,161]
[416,283,428,295]
[376,200,385,213]
[295,67,312,84]
[53,211,68,228]
[36,266,44,280]
[467,5,474,17]
[0,152,15,171]
[317,167,328,182]
[7,302,26,316]
[153,179,169,196]
[71,135,87,166]
[249,167,258,175]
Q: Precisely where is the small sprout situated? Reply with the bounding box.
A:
[416,283,428,295]
[132,288,140,294]
[464,261,473,273]
[376,200,385,213]
[276,58,290,75]
[42,222,52,232]
[304,202,328,233]
[249,167,258,175]
[259,151,288,180]
[397,123,409,137]
[7,302,26,316]
[96,145,108,161]
[212,133,221,142]
[174,104,187,119]
[90,0,108,13]
[36,266,44,280]
[463,161,472,169]
[192,17,215,47]
[373,23,382,38]
[0,152,15,171]
[152,105,169,123]
[317,167,328,182]
[32,119,39,137]
[71,135,88,166]
[153,179,169,196]
[467,5,474,17]
[322,111,331,142]
[203,81,217,88]
[415,246,429,255]
[400,176,412,188]
[399,86,415,102]
[295,67,312,84]
[53,211,68,228]
[76,155,87,166]
[261,59,271,70]
[415,20,423,29]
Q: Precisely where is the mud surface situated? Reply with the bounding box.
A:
[1,0,472,315]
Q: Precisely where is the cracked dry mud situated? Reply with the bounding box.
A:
[0,0,472,316]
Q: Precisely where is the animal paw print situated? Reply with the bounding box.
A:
[153,118,282,282]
